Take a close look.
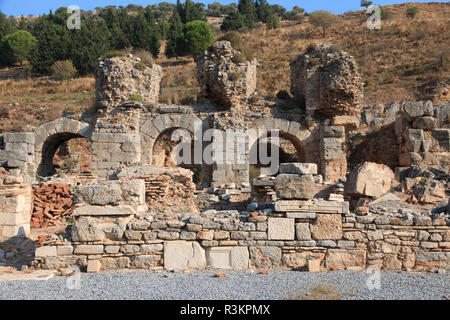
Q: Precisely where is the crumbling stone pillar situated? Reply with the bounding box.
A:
[196,40,257,109]
[0,133,35,182]
[95,54,162,111]
[320,126,347,184]
[0,174,32,239]
[290,44,363,118]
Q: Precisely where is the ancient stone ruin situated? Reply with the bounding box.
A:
[0,42,449,273]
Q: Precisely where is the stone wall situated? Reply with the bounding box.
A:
[0,172,32,239]
[32,200,449,272]
[117,166,197,214]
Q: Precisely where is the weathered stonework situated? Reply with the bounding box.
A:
[290,44,363,117]
[196,40,257,109]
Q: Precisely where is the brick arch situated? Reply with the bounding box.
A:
[140,114,203,165]
[252,118,313,163]
[34,118,93,176]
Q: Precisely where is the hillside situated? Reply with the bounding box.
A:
[0,2,448,134]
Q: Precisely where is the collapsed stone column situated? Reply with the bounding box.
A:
[195,40,257,109]
[290,44,363,118]
[95,54,162,111]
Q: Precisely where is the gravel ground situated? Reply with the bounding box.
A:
[0,269,448,300]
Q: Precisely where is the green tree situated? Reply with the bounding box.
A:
[68,18,111,74]
[166,10,183,58]
[178,20,213,57]
[309,10,338,37]
[238,0,256,29]
[256,0,273,23]
[266,12,280,29]
[0,11,17,38]
[0,30,36,65]
[220,11,245,31]
[360,0,373,9]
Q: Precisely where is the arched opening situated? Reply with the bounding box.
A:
[249,130,308,181]
[37,133,92,177]
[152,127,206,186]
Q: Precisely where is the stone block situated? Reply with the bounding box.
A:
[57,246,74,256]
[282,252,325,270]
[279,163,318,175]
[310,214,342,240]
[275,174,315,200]
[35,246,57,258]
[286,212,316,219]
[346,162,395,198]
[268,218,295,240]
[295,223,311,240]
[324,249,366,270]
[164,241,206,270]
[206,247,249,269]
[87,260,101,273]
[249,246,281,269]
[74,245,104,255]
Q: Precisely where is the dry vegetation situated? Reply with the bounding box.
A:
[0,2,448,134]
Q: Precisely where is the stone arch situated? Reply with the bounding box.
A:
[140,113,203,165]
[34,118,93,177]
[252,118,313,164]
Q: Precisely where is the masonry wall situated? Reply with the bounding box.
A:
[33,200,449,272]
[0,173,32,239]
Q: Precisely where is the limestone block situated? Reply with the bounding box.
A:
[35,246,57,258]
[295,223,312,240]
[282,252,325,270]
[402,101,424,120]
[332,115,360,132]
[206,247,249,269]
[249,246,281,269]
[346,162,395,198]
[274,174,315,200]
[268,218,295,240]
[324,249,366,270]
[57,246,74,256]
[164,241,206,270]
[74,245,104,255]
[87,260,102,273]
[310,214,343,240]
[279,163,318,175]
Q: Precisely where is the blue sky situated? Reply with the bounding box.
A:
[0,0,443,17]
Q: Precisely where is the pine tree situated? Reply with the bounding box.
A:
[166,10,183,58]
[237,0,256,29]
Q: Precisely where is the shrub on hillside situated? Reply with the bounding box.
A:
[218,31,254,61]
[406,7,419,19]
[51,60,77,80]
[309,10,339,37]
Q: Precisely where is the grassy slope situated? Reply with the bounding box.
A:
[0,2,448,134]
